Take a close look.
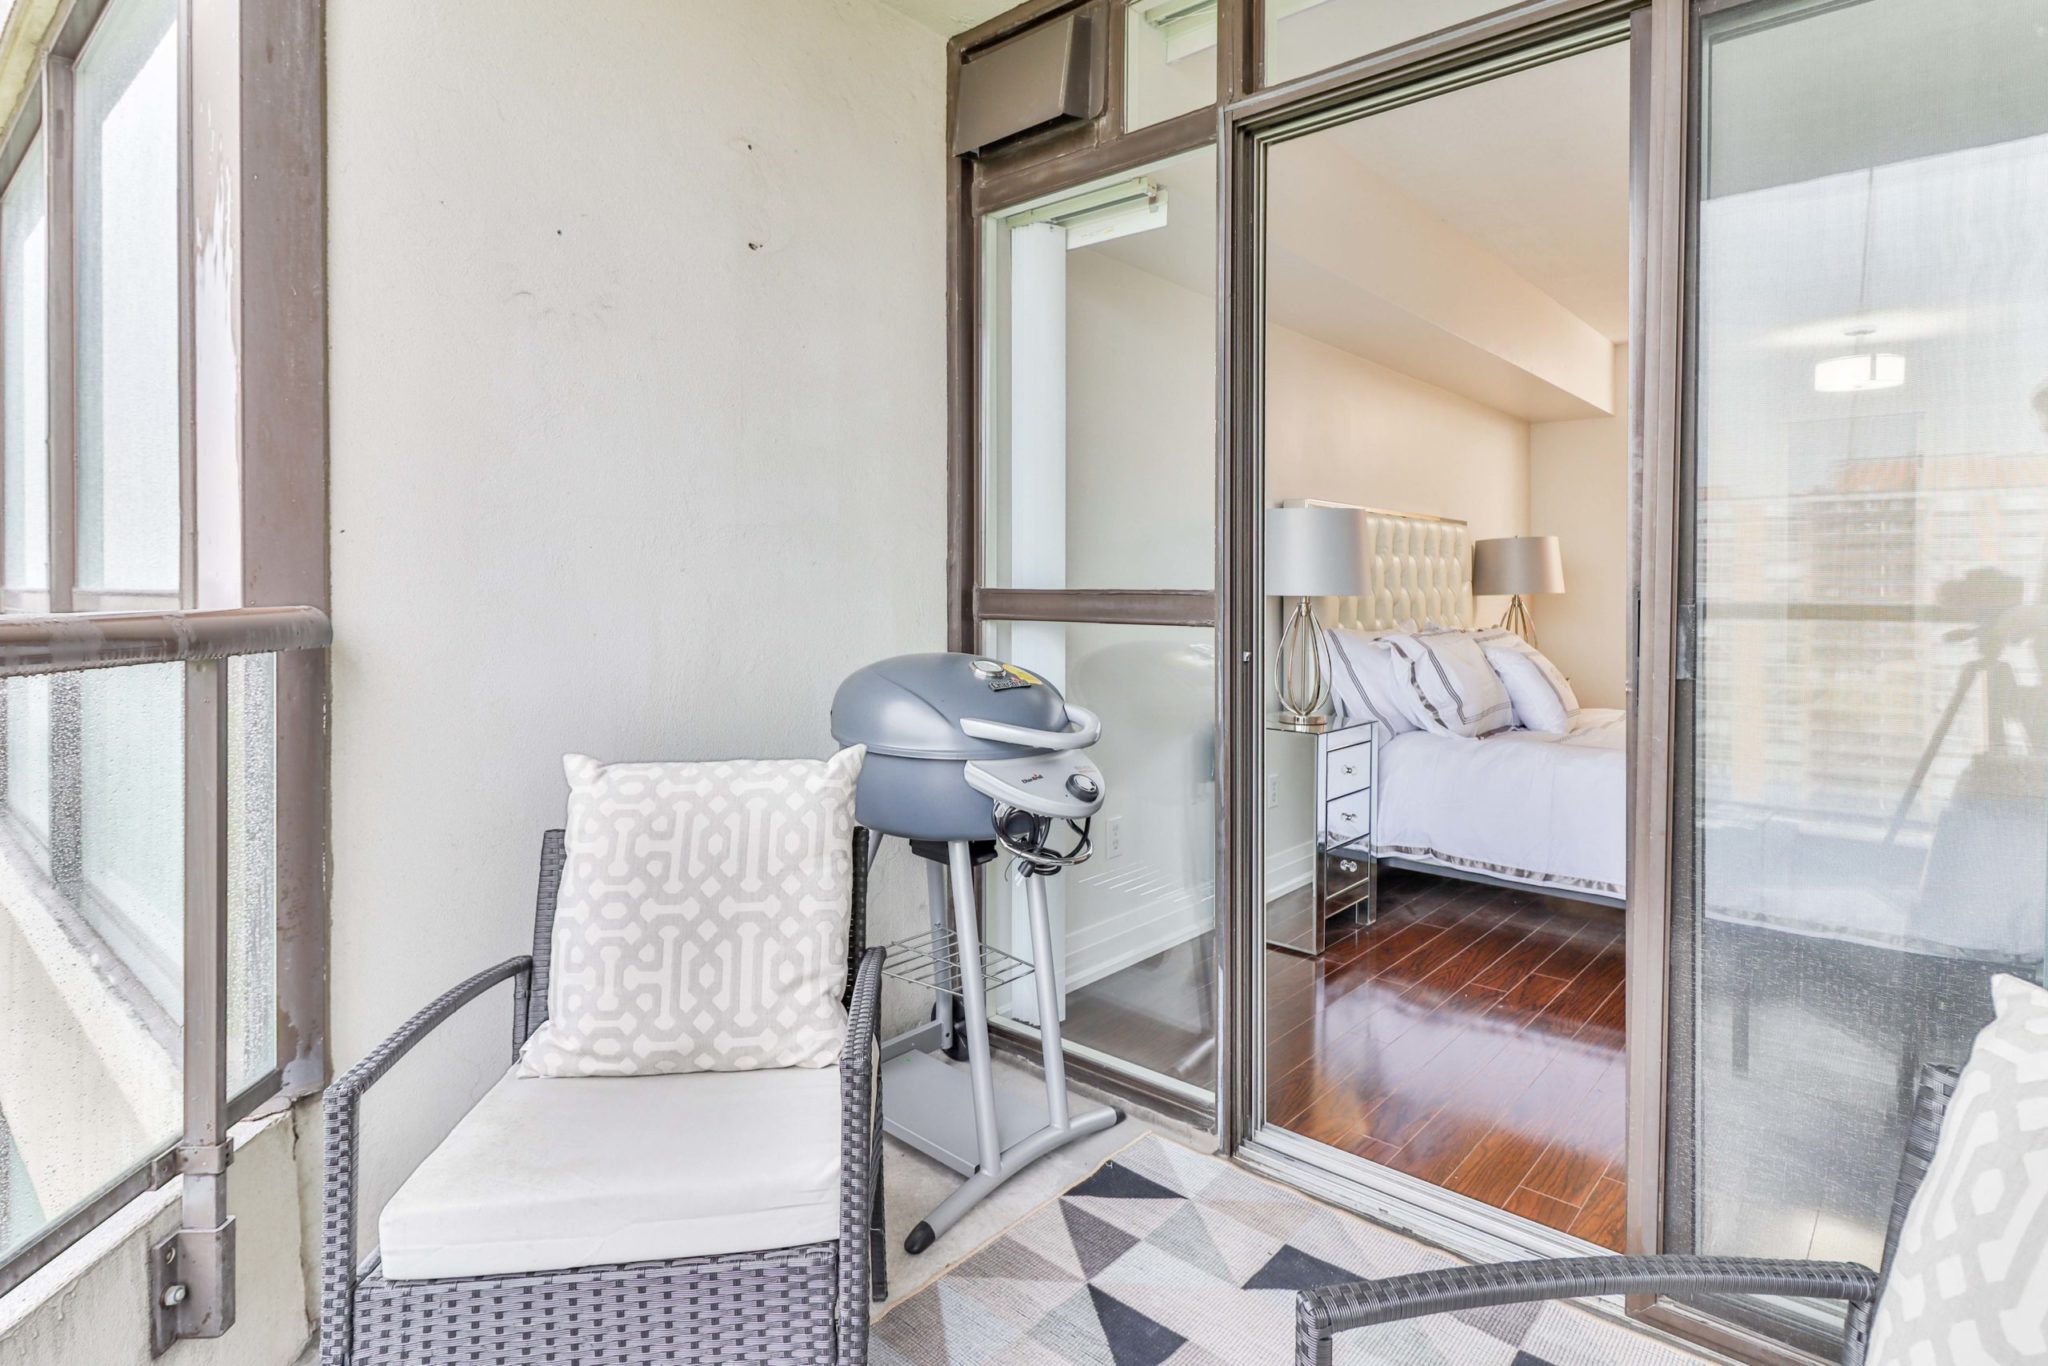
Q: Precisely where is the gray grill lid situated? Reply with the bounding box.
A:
[831,652,1069,761]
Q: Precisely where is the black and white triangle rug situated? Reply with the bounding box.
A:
[870,1134,1711,1365]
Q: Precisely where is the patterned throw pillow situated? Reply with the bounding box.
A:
[1865,974,2048,1364]
[518,747,864,1078]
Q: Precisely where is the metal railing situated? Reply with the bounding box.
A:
[0,606,331,1348]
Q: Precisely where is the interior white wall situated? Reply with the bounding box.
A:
[326,0,946,1255]
[1266,326,1532,550]
[1529,346,1631,708]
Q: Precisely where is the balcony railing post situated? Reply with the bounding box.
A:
[151,655,236,1352]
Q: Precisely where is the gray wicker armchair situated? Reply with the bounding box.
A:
[1296,1064,1959,1366]
[321,827,885,1365]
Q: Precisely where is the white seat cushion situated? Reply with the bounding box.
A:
[378,1064,842,1281]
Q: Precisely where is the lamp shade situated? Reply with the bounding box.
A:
[1473,535,1565,596]
[1265,506,1365,598]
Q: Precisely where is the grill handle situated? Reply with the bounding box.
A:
[958,703,1101,752]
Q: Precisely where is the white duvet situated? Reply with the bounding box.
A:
[1375,707,1626,898]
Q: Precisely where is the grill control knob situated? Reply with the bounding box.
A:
[1066,773,1100,801]
[970,658,1006,679]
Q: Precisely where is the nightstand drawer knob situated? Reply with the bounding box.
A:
[1338,859,1359,874]
[1322,740,1372,800]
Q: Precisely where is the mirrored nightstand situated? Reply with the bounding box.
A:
[1264,713,1377,957]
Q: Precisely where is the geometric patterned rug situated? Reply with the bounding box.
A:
[871,1135,1714,1365]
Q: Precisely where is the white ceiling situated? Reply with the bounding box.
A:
[875,0,1015,36]
[1322,41,1633,341]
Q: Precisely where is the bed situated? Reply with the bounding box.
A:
[1302,500,1627,907]
[1373,710,1626,902]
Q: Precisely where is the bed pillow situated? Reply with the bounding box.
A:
[518,747,864,1078]
[1384,629,1516,738]
[1864,974,2048,1365]
[1484,643,1581,734]
[1327,629,1421,734]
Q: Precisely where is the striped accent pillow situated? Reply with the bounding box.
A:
[1328,628,1421,734]
[1484,643,1580,734]
[1384,630,1515,738]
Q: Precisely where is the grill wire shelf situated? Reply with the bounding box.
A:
[878,927,1035,999]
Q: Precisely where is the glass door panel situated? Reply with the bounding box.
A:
[1676,0,2048,1332]
[974,145,1221,1099]
[980,147,1216,592]
[980,620,1219,1098]
[1252,32,1635,1253]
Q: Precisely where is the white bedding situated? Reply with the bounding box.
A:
[1374,707,1625,899]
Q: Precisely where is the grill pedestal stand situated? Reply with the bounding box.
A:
[878,838,1120,1253]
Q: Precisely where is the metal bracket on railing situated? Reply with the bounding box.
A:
[148,1214,237,1355]
[148,1134,239,1353]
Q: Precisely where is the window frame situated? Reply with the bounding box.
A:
[0,0,327,1343]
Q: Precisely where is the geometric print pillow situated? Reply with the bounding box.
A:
[517,747,864,1078]
[1864,973,2048,1365]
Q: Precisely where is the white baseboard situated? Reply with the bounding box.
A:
[1039,837,1320,992]
[1063,884,1212,991]
[1264,838,1314,901]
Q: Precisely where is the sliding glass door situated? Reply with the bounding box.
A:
[1672,0,2048,1343]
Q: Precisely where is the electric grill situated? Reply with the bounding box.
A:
[831,653,1121,1253]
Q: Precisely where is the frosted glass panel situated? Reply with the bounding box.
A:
[2,134,48,597]
[1678,0,2048,1309]
[981,621,1217,1095]
[980,147,1216,591]
[79,663,184,1011]
[75,0,179,597]
[1264,0,1501,88]
[3,677,50,856]
[227,655,277,1091]
[0,667,180,1263]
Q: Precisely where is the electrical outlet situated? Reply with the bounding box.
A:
[1265,771,1280,809]
[1105,815,1125,860]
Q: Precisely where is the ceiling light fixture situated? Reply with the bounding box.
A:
[1815,344,1905,393]
[1814,169,1905,394]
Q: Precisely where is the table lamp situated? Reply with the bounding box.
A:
[1473,535,1565,645]
[1266,505,1365,730]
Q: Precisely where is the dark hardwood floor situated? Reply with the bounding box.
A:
[1266,868,1628,1249]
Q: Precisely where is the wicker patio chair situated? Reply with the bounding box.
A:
[1296,1064,1959,1366]
[321,826,884,1365]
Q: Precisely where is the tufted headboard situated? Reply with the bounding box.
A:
[1290,499,1473,633]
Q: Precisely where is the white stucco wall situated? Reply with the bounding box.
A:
[326,0,947,1255]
